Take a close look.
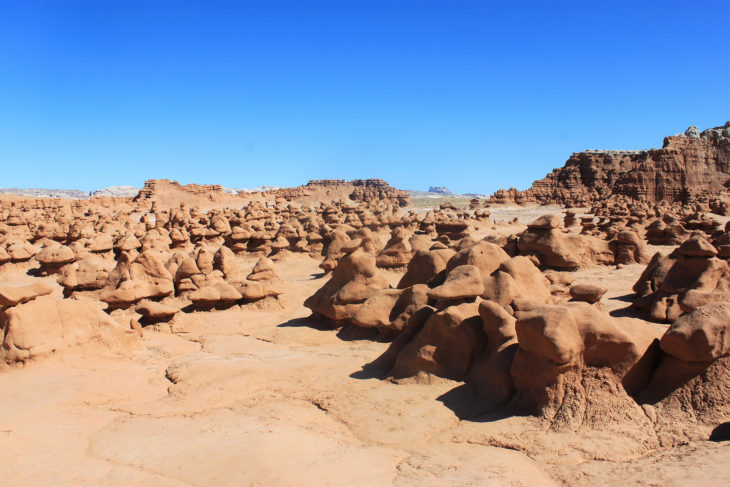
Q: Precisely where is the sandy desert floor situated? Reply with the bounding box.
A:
[1,208,729,487]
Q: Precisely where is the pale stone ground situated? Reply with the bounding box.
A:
[1,210,729,487]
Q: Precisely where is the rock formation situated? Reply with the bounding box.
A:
[1,295,139,363]
[266,179,412,207]
[304,246,389,325]
[488,122,730,207]
[633,237,730,322]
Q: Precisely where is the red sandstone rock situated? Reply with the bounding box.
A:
[487,124,730,208]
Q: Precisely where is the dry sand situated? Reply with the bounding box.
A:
[1,212,728,487]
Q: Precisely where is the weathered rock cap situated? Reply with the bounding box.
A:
[135,300,179,319]
[351,288,403,328]
[429,242,449,250]
[569,283,608,303]
[115,234,142,252]
[246,257,278,281]
[427,264,485,300]
[188,281,243,307]
[35,245,76,265]
[616,230,643,247]
[340,238,370,254]
[478,299,516,340]
[0,281,55,307]
[527,214,561,230]
[661,302,730,362]
[677,237,717,257]
[7,242,36,261]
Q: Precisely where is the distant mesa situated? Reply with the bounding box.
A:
[239,185,280,193]
[0,188,89,199]
[408,187,486,200]
[0,186,140,200]
[90,186,139,198]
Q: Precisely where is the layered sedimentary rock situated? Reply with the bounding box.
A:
[488,123,730,206]
[127,178,412,210]
[133,179,238,204]
[266,179,411,207]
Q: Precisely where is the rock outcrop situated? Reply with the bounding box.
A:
[304,247,389,325]
[1,296,139,363]
[265,179,411,207]
[518,215,614,269]
[633,237,730,322]
[488,123,730,206]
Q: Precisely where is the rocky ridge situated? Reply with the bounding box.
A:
[264,179,411,207]
[488,122,730,208]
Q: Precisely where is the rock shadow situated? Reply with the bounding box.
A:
[609,305,643,318]
[710,422,730,442]
[276,315,332,331]
[138,315,174,327]
[611,292,636,303]
[335,323,379,342]
[608,293,643,318]
[437,384,529,422]
[608,294,643,318]
[349,368,388,380]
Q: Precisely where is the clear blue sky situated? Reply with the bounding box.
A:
[1,1,729,193]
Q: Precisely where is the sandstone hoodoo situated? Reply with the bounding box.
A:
[238,257,285,302]
[633,236,730,322]
[0,180,419,357]
[518,215,614,269]
[292,167,730,473]
[304,245,389,325]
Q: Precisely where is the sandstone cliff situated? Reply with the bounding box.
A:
[489,122,730,206]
